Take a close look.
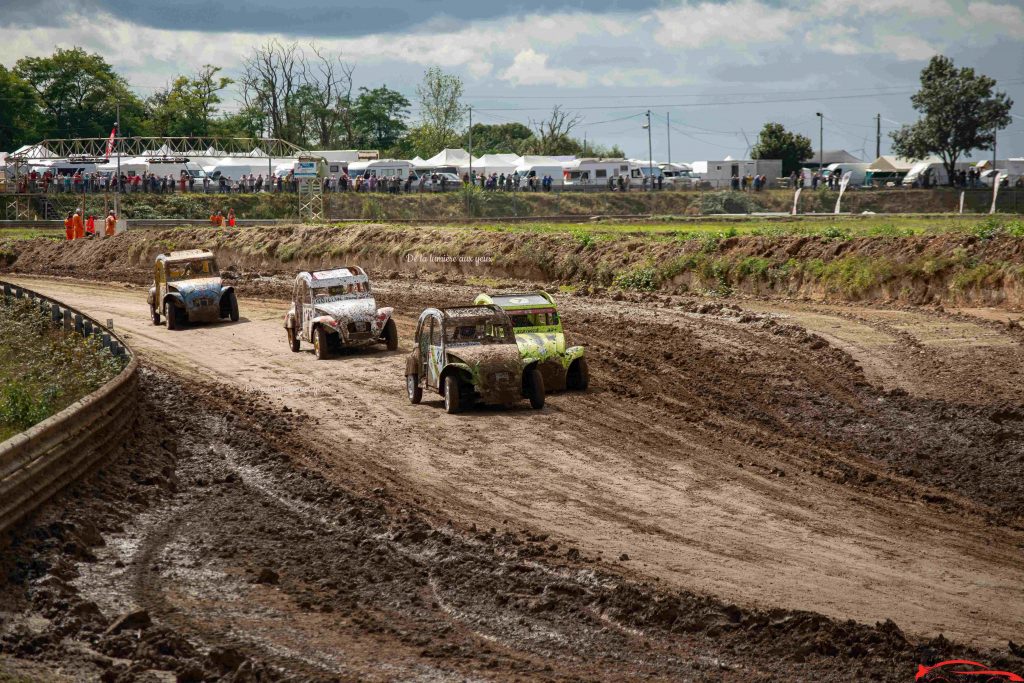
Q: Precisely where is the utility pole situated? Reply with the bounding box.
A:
[816,112,823,171]
[583,131,587,156]
[646,110,653,190]
[114,102,121,217]
[993,125,997,167]
[667,111,671,166]
[875,114,881,159]
[467,106,473,180]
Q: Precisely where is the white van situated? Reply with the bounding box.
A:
[822,162,870,187]
[347,159,414,179]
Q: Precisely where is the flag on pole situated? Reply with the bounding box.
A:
[105,125,117,159]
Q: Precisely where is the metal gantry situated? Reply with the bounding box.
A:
[299,179,324,222]
[8,136,305,161]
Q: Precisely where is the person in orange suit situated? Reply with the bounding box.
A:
[105,210,117,237]
[85,215,96,238]
[72,211,84,239]
[210,211,219,226]
[64,212,74,240]
[227,208,236,227]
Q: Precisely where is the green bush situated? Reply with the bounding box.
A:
[615,266,658,291]
[699,191,761,215]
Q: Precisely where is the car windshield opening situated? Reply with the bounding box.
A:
[509,309,559,328]
[445,319,510,344]
[312,282,368,300]
[167,259,218,281]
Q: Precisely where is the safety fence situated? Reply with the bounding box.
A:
[0,281,137,535]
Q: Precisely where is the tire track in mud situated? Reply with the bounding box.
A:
[5,275,1024,651]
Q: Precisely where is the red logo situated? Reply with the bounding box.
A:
[916,660,1024,682]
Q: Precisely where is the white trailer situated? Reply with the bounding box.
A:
[347,159,414,179]
[562,158,630,188]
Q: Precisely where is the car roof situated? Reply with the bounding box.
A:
[158,249,215,263]
[298,266,369,286]
[475,292,555,310]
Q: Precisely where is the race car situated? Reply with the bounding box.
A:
[148,249,238,329]
[405,305,544,413]
[473,291,588,392]
[284,266,397,359]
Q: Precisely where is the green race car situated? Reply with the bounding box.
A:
[473,291,588,392]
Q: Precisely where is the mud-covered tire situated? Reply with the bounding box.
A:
[165,302,177,330]
[444,375,461,414]
[384,318,398,351]
[287,326,300,352]
[151,305,161,326]
[227,291,239,322]
[314,326,330,360]
[566,357,589,391]
[526,367,545,409]
[407,374,423,404]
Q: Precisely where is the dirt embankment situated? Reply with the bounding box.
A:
[5,223,1024,309]
[2,368,1020,681]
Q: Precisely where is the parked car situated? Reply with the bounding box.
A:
[415,172,463,191]
[473,291,588,392]
[284,266,397,359]
[148,250,238,329]
[405,305,545,413]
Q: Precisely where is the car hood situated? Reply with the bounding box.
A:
[446,343,522,370]
[313,297,377,321]
[168,278,222,301]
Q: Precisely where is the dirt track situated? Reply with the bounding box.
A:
[3,272,1023,665]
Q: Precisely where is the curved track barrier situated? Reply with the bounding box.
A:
[0,281,137,534]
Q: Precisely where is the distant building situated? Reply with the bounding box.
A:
[691,158,782,188]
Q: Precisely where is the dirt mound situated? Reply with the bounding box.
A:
[5,223,1024,308]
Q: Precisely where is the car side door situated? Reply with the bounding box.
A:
[300,280,314,341]
[155,262,165,304]
[424,314,442,389]
[292,277,304,337]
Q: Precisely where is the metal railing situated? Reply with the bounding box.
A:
[0,281,137,534]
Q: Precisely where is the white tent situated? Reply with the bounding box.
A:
[11,144,57,159]
[422,148,473,171]
[475,153,520,175]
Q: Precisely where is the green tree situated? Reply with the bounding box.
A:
[147,65,233,136]
[14,47,146,139]
[463,122,535,155]
[751,122,813,176]
[890,55,1012,185]
[0,65,41,150]
[414,67,466,155]
[353,85,409,151]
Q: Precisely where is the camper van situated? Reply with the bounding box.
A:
[562,158,630,189]
[901,160,973,187]
[347,159,414,180]
[822,162,871,188]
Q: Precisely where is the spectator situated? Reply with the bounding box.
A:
[72,211,84,239]
[105,211,116,236]
[64,212,74,240]
[227,208,236,227]
[85,215,96,238]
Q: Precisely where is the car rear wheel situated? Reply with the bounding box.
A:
[566,357,589,391]
[443,375,461,414]
[407,374,423,404]
[526,367,545,410]
[383,318,398,351]
[287,326,300,352]
[151,305,161,326]
[314,326,330,360]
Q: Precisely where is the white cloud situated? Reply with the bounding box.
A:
[812,25,868,56]
[498,49,588,87]
[875,34,940,61]
[652,0,804,49]
[967,1,1024,38]
[596,68,692,88]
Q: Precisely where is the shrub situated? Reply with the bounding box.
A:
[615,266,658,291]
[699,191,760,215]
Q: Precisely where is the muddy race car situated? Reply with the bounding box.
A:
[405,305,544,414]
[284,266,397,359]
[473,291,588,392]
[148,249,238,329]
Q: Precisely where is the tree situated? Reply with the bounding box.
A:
[414,67,465,155]
[240,40,304,144]
[890,56,1012,185]
[299,45,355,148]
[751,122,813,176]
[0,65,41,150]
[14,47,145,139]
[353,86,410,151]
[463,122,535,155]
[531,106,583,155]
[147,65,233,136]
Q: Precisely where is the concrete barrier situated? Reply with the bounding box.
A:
[0,281,137,534]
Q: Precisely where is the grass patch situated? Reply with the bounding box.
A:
[0,296,126,441]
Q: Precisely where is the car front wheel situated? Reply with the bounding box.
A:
[443,375,461,414]
[287,326,300,352]
[383,318,398,351]
[526,367,545,409]
[314,326,330,360]
[566,358,589,391]
[151,305,161,326]
[227,291,239,322]
[407,374,422,404]
[165,302,177,330]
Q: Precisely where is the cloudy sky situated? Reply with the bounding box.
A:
[2,0,1023,161]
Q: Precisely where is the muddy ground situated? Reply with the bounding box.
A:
[2,240,1024,680]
